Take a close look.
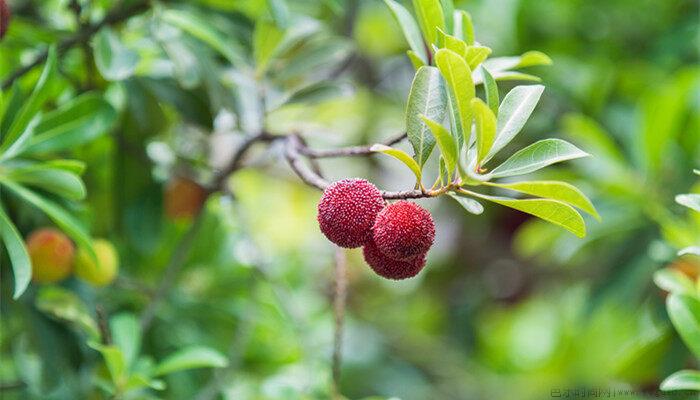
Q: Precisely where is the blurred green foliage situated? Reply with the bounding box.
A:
[0,0,698,399]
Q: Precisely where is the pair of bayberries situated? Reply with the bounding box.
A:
[317,179,435,280]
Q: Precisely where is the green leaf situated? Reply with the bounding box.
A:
[490,139,589,178]
[0,82,26,137]
[405,66,447,167]
[1,46,57,152]
[411,0,445,46]
[266,0,290,28]
[654,268,696,296]
[371,144,422,184]
[661,370,700,392]
[5,164,86,201]
[676,194,700,213]
[89,342,127,385]
[439,0,454,33]
[679,247,700,257]
[42,159,87,175]
[437,28,466,57]
[485,85,544,161]
[0,204,31,299]
[0,114,39,161]
[482,66,499,116]
[153,346,228,376]
[482,51,552,72]
[161,9,245,66]
[489,71,541,83]
[465,45,491,70]
[407,50,426,69]
[420,115,457,175]
[488,180,599,219]
[471,98,497,165]
[93,27,139,81]
[457,10,474,45]
[36,286,100,339]
[448,193,483,215]
[22,93,117,155]
[253,19,285,75]
[384,0,428,64]
[435,49,473,147]
[110,313,141,370]
[439,156,449,185]
[466,191,586,237]
[0,178,94,258]
[667,294,700,359]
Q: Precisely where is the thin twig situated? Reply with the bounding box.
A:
[210,132,280,193]
[301,132,407,159]
[331,247,347,399]
[95,305,112,345]
[1,1,150,90]
[284,134,443,200]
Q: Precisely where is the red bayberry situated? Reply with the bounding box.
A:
[363,238,426,280]
[372,200,435,261]
[317,178,385,248]
[0,0,10,40]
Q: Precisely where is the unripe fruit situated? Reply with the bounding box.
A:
[363,238,426,280]
[372,200,435,261]
[0,0,10,40]
[27,228,75,284]
[164,177,207,220]
[74,239,119,287]
[317,179,385,248]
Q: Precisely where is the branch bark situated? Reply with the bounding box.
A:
[284,134,444,200]
[331,247,347,399]
[301,132,407,159]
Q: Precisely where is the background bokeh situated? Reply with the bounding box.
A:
[1,0,698,399]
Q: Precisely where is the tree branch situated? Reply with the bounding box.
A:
[284,134,443,200]
[210,131,280,193]
[331,247,347,399]
[1,0,150,90]
[301,132,407,159]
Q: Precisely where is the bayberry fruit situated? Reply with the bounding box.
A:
[363,238,426,280]
[317,179,385,248]
[372,200,435,261]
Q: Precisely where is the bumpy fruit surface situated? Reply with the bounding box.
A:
[363,238,426,280]
[0,0,10,40]
[317,179,385,248]
[27,228,75,284]
[164,177,207,220]
[75,239,119,286]
[372,200,435,261]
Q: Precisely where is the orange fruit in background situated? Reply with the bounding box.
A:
[27,228,75,284]
[164,177,207,220]
[74,239,119,287]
